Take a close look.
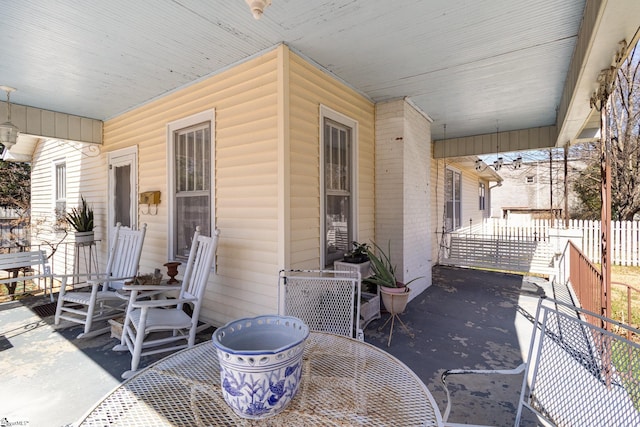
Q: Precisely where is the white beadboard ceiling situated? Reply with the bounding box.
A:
[0,0,638,143]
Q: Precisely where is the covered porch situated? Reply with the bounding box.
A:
[1,265,555,426]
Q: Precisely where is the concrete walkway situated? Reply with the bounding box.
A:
[0,299,214,427]
[0,266,556,426]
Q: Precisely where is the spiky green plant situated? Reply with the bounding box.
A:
[364,241,421,288]
[66,196,94,232]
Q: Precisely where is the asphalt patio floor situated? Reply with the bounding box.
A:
[0,265,562,426]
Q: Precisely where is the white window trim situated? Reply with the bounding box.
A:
[478,181,486,212]
[319,105,358,269]
[107,146,139,233]
[52,158,67,230]
[445,166,462,231]
[52,158,66,208]
[166,109,215,261]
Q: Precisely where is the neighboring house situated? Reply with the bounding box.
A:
[27,45,498,327]
[490,156,586,219]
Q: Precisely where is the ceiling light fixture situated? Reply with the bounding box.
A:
[475,122,522,172]
[246,0,272,19]
[0,85,19,150]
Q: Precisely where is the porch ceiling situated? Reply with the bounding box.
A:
[0,0,638,150]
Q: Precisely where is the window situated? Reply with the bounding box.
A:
[478,182,486,211]
[168,110,214,260]
[54,162,66,229]
[445,168,461,231]
[321,106,357,268]
[526,176,535,184]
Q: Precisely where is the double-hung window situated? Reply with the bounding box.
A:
[445,168,461,231]
[478,182,486,211]
[169,111,214,260]
[54,161,66,229]
[321,106,357,268]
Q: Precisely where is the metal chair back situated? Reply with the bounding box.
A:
[442,297,640,426]
[279,269,363,340]
[518,297,640,426]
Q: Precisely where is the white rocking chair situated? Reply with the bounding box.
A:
[54,223,147,338]
[113,227,218,378]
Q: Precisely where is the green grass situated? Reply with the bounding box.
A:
[610,265,640,332]
[612,340,640,410]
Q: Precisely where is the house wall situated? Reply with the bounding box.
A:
[375,99,431,299]
[30,140,104,276]
[288,50,376,269]
[31,45,376,327]
[430,157,491,263]
[100,48,282,326]
[490,158,585,219]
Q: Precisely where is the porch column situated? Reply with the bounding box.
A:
[374,99,432,299]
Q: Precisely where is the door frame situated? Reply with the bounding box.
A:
[107,146,138,241]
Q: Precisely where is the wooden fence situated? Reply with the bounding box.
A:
[469,218,640,266]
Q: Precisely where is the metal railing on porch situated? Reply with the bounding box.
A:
[565,240,602,320]
[473,217,640,266]
[441,230,556,276]
[557,240,638,339]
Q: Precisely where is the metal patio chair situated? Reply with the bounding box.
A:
[113,227,218,378]
[54,223,147,338]
[279,269,363,340]
[441,296,640,426]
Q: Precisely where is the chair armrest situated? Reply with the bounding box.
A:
[441,363,526,422]
[53,273,110,280]
[87,276,136,285]
[121,284,182,292]
[131,297,196,309]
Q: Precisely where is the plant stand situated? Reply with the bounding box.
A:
[333,260,380,330]
[73,239,99,285]
[378,287,414,347]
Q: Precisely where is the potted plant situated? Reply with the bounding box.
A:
[343,241,370,264]
[66,196,95,244]
[364,241,421,314]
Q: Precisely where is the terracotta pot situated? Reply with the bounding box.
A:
[381,284,407,294]
[380,286,410,314]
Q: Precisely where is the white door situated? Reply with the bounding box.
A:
[108,147,138,237]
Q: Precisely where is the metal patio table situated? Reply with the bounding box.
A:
[78,331,443,426]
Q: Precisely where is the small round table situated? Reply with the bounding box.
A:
[78,331,443,426]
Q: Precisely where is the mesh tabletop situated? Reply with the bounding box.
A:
[79,332,443,426]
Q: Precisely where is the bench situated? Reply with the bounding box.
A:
[0,250,54,302]
[442,296,640,426]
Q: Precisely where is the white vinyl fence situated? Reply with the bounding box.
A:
[469,218,640,266]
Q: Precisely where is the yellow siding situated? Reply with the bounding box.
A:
[288,51,376,269]
[101,49,281,325]
[77,45,375,326]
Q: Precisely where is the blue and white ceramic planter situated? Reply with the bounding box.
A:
[212,315,309,419]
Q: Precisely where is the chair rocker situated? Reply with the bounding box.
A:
[114,227,218,379]
[54,223,147,339]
